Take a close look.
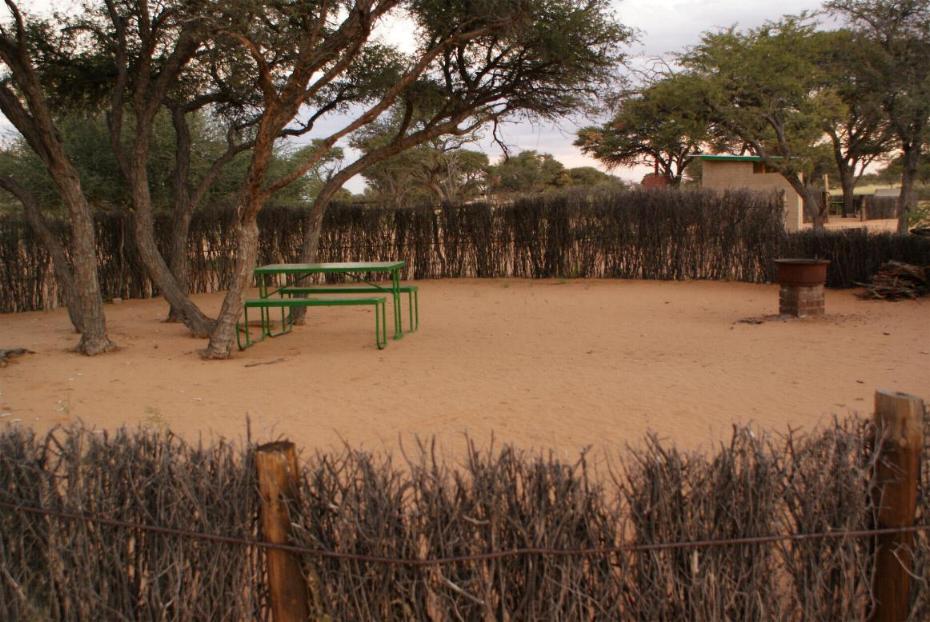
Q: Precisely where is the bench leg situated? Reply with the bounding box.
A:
[375,300,386,349]
[406,291,414,332]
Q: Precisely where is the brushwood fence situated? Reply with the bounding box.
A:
[2,188,930,313]
[1,396,928,621]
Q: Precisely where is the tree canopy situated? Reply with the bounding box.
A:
[575,73,712,185]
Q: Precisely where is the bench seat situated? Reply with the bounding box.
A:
[279,285,418,331]
[236,296,387,350]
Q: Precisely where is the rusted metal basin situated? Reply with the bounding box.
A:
[774,259,830,287]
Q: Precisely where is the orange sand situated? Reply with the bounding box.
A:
[0,279,927,460]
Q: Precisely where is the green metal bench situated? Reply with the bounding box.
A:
[279,285,419,332]
[236,297,387,350]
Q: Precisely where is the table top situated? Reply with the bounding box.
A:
[255,261,404,274]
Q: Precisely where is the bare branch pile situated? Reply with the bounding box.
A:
[0,426,265,621]
[857,261,930,300]
[0,418,919,620]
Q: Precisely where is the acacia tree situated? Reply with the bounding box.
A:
[193,0,628,357]
[0,2,115,354]
[814,29,892,216]
[488,151,567,195]
[685,19,841,229]
[575,73,711,185]
[90,0,223,337]
[826,0,930,232]
[354,122,489,206]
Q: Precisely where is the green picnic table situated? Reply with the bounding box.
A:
[237,261,418,350]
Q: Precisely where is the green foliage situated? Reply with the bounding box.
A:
[575,73,712,184]
[825,0,930,213]
[409,0,631,118]
[0,111,329,215]
[485,151,622,196]
[564,166,623,188]
[351,115,489,205]
[686,18,841,181]
[489,151,566,194]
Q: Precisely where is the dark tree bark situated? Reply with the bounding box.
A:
[840,174,856,217]
[165,103,252,323]
[102,6,216,337]
[0,176,83,332]
[166,104,195,323]
[897,143,921,234]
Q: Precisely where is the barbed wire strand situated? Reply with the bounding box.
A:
[2,499,927,568]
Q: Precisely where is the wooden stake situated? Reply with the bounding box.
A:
[256,441,309,622]
[870,390,925,622]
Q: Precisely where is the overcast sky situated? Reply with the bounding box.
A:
[9,0,827,190]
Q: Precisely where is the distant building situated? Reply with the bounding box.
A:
[697,154,803,232]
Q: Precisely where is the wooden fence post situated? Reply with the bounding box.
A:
[256,441,309,622]
[870,390,925,622]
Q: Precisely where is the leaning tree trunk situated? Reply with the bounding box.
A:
[201,217,260,359]
[53,165,115,355]
[166,204,194,323]
[130,202,214,337]
[897,146,920,234]
[286,183,342,325]
[0,176,83,333]
[21,195,83,333]
[804,188,827,230]
[125,143,214,337]
[784,173,826,231]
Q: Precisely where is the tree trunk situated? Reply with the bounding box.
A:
[201,217,260,359]
[0,177,83,333]
[40,155,115,353]
[130,199,215,337]
[833,154,857,219]
[841,174,856,219]
[50,162,115,354]
[805,188,827,230]
[125,126,215,337]
[166,106,194,323]
[286,183,341,325]
[897,145,920,234]
[784,172,826,231]
[166,204,193,323]
[0,68,114,354]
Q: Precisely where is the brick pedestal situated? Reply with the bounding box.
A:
[779,284,824,317]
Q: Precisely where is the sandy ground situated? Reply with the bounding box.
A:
[0,279,927,461]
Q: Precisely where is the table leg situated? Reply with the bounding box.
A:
[392,268,402,339]
[259,272,271,338]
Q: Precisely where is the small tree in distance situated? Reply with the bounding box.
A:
[685,18,842,229]
[575,73,712,186]
[825,0,930,233]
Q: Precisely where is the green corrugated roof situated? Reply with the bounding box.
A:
[695,154,764,162]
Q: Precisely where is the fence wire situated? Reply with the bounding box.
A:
[1,499,928,564]
[3,419,927,620]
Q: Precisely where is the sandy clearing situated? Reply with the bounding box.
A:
[0,279,927,461]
